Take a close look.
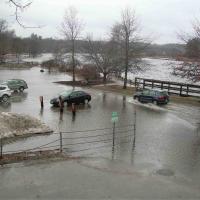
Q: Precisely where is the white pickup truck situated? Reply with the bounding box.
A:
[0,85,12,102]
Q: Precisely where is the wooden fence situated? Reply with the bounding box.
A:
[134,77,200,97]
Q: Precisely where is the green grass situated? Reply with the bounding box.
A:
[0,63,33,68]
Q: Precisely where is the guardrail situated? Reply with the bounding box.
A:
[134,77,200,97]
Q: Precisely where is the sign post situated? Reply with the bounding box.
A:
[111,112,118,148]
[0,138,3,159]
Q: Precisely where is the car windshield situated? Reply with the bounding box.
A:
[160,91,168,95]
[142,90,150,95]
[0,86,6,90]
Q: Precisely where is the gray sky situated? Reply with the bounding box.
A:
[0,0,200,44]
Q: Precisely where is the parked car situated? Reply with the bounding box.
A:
[50,90,91,106]
[2,79,28,92]
[0,85,12,102]
[133,89,169,105]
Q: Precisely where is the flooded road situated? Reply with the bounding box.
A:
[0,67,200,184]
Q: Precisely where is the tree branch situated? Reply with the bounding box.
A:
[8,0,42,28]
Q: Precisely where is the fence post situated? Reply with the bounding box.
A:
[112,122,115,147]
[151,81,154,89]
[161,82,163,90]
[135,78,138,91]
[168,83,170,92]
[39,96,44,108]
[186,85,189,96]
[60,132,63,153]
[0,138,3,159]
[133,108,136,149]
[180,85,183,96]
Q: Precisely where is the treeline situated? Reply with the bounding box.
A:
[0,18,186,62]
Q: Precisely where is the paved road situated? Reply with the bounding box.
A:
[0,159,200,199]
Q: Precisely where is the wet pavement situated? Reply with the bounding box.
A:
[0,67,200,192]
[1,159,200,199]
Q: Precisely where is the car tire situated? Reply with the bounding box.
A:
[19,86,24,92]
[2,94,9,102]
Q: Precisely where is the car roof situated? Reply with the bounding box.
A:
[0,84,9,88]
[8,79,25,81]
[59,90,72,96]
[58,90,87,96]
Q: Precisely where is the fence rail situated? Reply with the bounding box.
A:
[134,77,200,97]
[0,123,136,162]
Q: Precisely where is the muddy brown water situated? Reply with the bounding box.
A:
[0,67,200,183]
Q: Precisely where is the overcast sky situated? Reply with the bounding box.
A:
[0,0,200,44]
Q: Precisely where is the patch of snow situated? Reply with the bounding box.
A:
[0,112,52,139]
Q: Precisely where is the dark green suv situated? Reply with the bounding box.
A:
[134,89,169,105]
[2,79,28,92]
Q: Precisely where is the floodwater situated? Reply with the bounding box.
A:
[0,67,200,184]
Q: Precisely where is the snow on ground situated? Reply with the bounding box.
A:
[0,112,52,139]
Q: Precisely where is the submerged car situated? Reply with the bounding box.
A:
[0,85,12,102]
[2,79,28,92]
[133,89,169,105]
[50,90,91,106]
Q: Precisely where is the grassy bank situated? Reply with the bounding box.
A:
[92,84,200,106]
[0,63,35,69]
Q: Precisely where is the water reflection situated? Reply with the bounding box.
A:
[0,101,11,112]
[122,96,126,110]
[11,91,28,102]
[102,93,106,104]
[72,113,76,123]
[196,123,200,137]
[50,103,91,114]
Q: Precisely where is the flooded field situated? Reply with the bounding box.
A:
[0,67,200,184]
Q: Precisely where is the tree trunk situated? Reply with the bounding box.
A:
[123,34,129,89]
[103,73,107,84]
[72,39,75,84]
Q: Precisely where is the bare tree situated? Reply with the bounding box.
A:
[176,18,200,82]
[61,7,83,83]
[0,19,8,34]
[7,0,42,28]
[0,19,15,63]
[86,36,119,83]
[112,8,139,89]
